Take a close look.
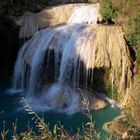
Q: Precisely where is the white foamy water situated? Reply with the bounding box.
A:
[68,4,98,24]
[12,4,98,114]
[20,83,82,115]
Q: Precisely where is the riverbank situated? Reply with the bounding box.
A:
[103,116,123,136]
[103,112,140,140]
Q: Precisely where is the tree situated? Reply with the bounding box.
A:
[99,0,116,24]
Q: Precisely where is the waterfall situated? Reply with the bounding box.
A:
[12,4,99,114]
[68,4,98,24]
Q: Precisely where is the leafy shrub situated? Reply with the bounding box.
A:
[131,13,140,34]
[127,13,140,47]
[91,67,118,100]
[127,33,139,47]
[99,0,117,23]
[124,111,136,127]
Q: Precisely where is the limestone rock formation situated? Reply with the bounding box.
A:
[92,25,133,101]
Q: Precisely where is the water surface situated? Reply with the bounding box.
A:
[0,79,120,139]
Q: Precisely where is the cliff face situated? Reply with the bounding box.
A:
[92,26,133,104]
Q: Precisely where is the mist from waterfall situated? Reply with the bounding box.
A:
[12,4,99,114]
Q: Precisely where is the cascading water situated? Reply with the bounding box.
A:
[12,4,103,114]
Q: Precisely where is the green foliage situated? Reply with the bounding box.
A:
[124,111,136,128]
[92,67,118,100]
[104,81,118,100]
[81,92,101,140]
[92,67,110,91]
[1,121,9,140]
[131,13,140,34]
[99,0,117,23]
[127,33,139,47]
[25,105,51,136]
[21,127,35,140]
[127,13,140,47]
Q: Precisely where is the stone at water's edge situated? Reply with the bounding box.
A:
[90,96,107,110]
[78,89,107,110]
